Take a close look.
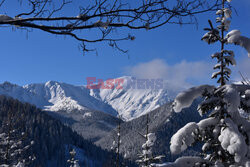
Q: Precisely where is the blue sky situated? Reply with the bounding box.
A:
[0,0,249,87]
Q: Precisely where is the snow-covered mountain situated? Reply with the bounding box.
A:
[0,81,117,116]
[89,76,178,120]
[0,77,179,120]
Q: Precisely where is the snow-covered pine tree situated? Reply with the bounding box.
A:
[137,114,164,167]
[111,118,122,167]
[67,149,80,167]
[159,0,250,166]
[0,108,35,166]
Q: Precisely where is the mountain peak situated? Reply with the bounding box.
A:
[1,81,17,87]
[87,76,176,120]
[45,80,60,87]
[0,81,18,91]
[0,81,118,116]
[0,78,179,121]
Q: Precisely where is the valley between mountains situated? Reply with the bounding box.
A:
[0,77,201,166]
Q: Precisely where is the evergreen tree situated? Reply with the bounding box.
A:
[111,117,122,167]
[0,106,35,166]
[67,149,80,167]
[137,114,164,167]
[159,0,250,166]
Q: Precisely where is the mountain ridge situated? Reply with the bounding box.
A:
[0,80,118,116]
[0,76,179,121]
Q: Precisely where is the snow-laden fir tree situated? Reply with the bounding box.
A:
[67,149,80,167]
[0,109,35,167]
[158,0,250,166]
[137,114,164,167]
[111,118,122,167]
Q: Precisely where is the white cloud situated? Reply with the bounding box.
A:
[232,57,250,81]
[125,59,169,79]
[124,59,213,90]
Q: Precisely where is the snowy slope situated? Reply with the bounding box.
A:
[88,76,178,120]
[0,77,179,121]
[96,100,202,161]
[0,81,117,116]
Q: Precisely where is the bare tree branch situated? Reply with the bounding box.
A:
[0,0,220,54]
